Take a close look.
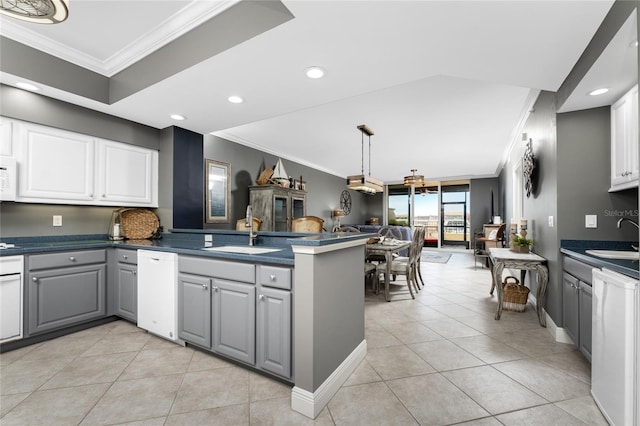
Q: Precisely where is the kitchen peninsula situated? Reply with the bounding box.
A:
[0,229,370,419]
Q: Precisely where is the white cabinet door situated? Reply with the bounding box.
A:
[15,122,94,202]
[96,139,158,207]
[610,84,639,191]
[0,116,13,157]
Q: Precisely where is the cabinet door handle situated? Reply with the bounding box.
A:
[32,277,38,282]
[202,283,209,290]
[132,270,137,275]
[259,294,265,300]
[69,256,76,262]
[212,286,218,292]
[269,274,276,281]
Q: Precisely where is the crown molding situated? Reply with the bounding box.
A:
[0,0,241,77]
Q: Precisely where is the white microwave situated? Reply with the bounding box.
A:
[0,157,17,201]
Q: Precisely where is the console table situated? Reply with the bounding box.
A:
[488,248,549,327]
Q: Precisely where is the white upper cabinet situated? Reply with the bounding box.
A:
[0,116,13,157]
[13,120,158,207]
[96,139,158,206]
[610,84,639,192]
[16,121,95,202]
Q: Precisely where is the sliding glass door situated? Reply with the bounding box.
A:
[441,186,470,248]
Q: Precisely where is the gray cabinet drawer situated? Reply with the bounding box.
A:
[179,256,255,283]
[563,256,596,285]
[116,249,137,264]
[258,265,291,290]
[28,249,107,271]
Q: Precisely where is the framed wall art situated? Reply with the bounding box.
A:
[205,159,230,223]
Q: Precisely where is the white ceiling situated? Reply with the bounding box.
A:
[1,0,634,184]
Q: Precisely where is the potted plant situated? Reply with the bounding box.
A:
[510,235,533,253]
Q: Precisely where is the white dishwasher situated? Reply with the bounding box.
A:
[137,250,182,344]
[592,268,639,426]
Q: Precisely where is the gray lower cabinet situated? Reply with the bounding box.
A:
[178,273,211,348]
[27,249,106,335]
[212,278,256,365]
[177,255,293,380]
[562,272,580,345]
[562,255,595,362]
[115,263,137,321]
[578,281,592,361]
[257,285,291,378]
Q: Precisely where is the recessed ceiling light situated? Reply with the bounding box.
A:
[305,66,326,79]
[170,114,186,120]
[228,96,243,104]
[588,88,609,96]
[15,82,39,92]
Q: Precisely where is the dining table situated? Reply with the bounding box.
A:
[366,239,412,301]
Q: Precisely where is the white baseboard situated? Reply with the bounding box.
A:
[542,310,575,344]
[528,291,574,344]
[291,339,367,419]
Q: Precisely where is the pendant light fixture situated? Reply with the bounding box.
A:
[0,0,69,24]
[403,169,424,187]
[346,124,383,194]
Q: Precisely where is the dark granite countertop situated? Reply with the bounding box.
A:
[0,230,372,266]
[560,240,639,279]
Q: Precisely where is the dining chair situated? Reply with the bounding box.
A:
[375,236,419,299]
[391,226,425,290]
[291,216,324,233]
[235,217,262,231]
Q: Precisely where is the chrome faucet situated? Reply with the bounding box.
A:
[617,217,639,230]
[245,205,258,246]
[617,218,639,251]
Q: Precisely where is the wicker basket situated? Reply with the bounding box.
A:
[119,208,160,239]
[502,276,529,312]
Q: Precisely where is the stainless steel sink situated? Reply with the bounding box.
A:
[202,246,283,255]
[585,249,639,260]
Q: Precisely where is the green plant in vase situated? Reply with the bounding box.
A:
[511,235,533,253]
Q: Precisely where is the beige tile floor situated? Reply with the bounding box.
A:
[0,252,607,425]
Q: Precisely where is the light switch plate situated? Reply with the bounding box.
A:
[53,215,62,227]
[548,216,554,227]
[585,214,597,228]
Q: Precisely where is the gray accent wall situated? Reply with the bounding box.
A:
[202,134,373,231]
[470,177,501,235]
[557,106,638,241]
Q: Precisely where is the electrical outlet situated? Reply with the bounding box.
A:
[548,215,554,227]
[585,214,597,228]
[53,215,62,227]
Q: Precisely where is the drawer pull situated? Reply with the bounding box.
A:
[69,256,76,262]
[269,274,276,281]
[123,255,128,260]
[132,270,137,275]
